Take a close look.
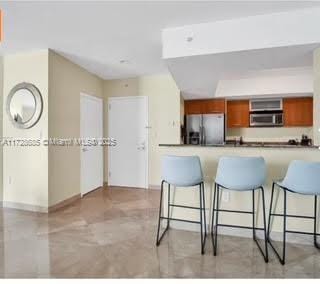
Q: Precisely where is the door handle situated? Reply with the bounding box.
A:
[137,142,146,150]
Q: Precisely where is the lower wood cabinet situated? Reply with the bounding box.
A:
[283,97,313,127]
[227,100,249,128]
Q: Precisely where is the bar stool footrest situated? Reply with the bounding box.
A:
[160,216,201,225]
[214,209,253,214]
[169,204,204,210]
[216,223,265,231]
[270,213,315,220]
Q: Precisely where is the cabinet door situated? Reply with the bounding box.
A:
[283,97,313,127]
[184,100,203,114]
[185,99,226,114]
[227,100,249,128]
[203,99,226,114]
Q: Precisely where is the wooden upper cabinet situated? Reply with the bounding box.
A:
[227,100,249,128]
[184,100,203,114]
[202,99,225,114]
[283,97,313,127]
[184,99,225,115]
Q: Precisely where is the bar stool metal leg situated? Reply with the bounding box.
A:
[156,180,169,246]
[211,183,217,250]
[267,182,275,240]
[158,155,205,254]
[156,180,207,254]
[314,195,320,249]
[283,189,287,264]
[199,183,204,254]
[167,184,171,228]
[213,184,220,256]
[252,189,256,240]
[212,184,268,262]
[260,187,269,262]
[267,184,287,265]
[202,182,207,238]
[252,187,269,262]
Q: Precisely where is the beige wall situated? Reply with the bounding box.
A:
[3,50,49,210]
[1,50,104,210]
[0,57,3,202]
[103,74,181,185]
[48,50,104,206]
[314,49,320,145]
[227,127,313,142]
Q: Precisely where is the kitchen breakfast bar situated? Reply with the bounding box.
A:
[156,143,320,245]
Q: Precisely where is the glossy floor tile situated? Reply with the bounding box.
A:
[0,187,319,278]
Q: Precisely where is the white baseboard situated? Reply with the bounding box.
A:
[167,220,315,246]
[149,184,160,190]
[2,201,48,213]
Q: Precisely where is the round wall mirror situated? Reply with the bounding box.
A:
[6,82,43,129]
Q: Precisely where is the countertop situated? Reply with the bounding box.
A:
[159,142,319,149]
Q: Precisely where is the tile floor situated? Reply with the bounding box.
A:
[0,187,319,278]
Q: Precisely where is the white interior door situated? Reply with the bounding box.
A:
[80,93,103,196]
[108,96,148,188]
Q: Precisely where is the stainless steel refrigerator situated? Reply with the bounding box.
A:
[186,114,225,145]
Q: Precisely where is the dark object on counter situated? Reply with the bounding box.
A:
[288,139,298,145]
[189,131,200,145]
[235,136,243,145]
[181,125,186,143]
[301,134,312,146]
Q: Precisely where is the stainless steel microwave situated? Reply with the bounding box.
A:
[250,112,283,127]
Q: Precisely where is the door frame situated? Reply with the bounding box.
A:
[107,96,149,189]
[80,92,104,196]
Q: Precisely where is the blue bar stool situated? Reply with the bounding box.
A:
[267,160,320,265]
[156,155,207,254]
[211,156,269,262]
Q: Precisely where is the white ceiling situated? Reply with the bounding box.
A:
[1,1,320,79]
[168,43,318,99]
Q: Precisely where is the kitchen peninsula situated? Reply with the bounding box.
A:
[156,96,319,241]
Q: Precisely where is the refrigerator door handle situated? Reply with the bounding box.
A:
[202,126,206,145]
[200,116,204,145]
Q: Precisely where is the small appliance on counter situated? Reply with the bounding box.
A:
[288,139,298,146]
[300,134,312,146]
[189,131,200,145]
[186,113,225,145]
[235,136,244,146]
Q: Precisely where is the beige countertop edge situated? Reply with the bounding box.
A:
[158,144,319,149]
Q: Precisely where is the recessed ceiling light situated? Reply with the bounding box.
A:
[186,36,193,42]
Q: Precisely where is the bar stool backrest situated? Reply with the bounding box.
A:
[161,155,203,187]
[281,160,320,195]
[215,156,266,190]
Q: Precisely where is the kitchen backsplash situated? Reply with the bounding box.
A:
[227,127,313,142]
